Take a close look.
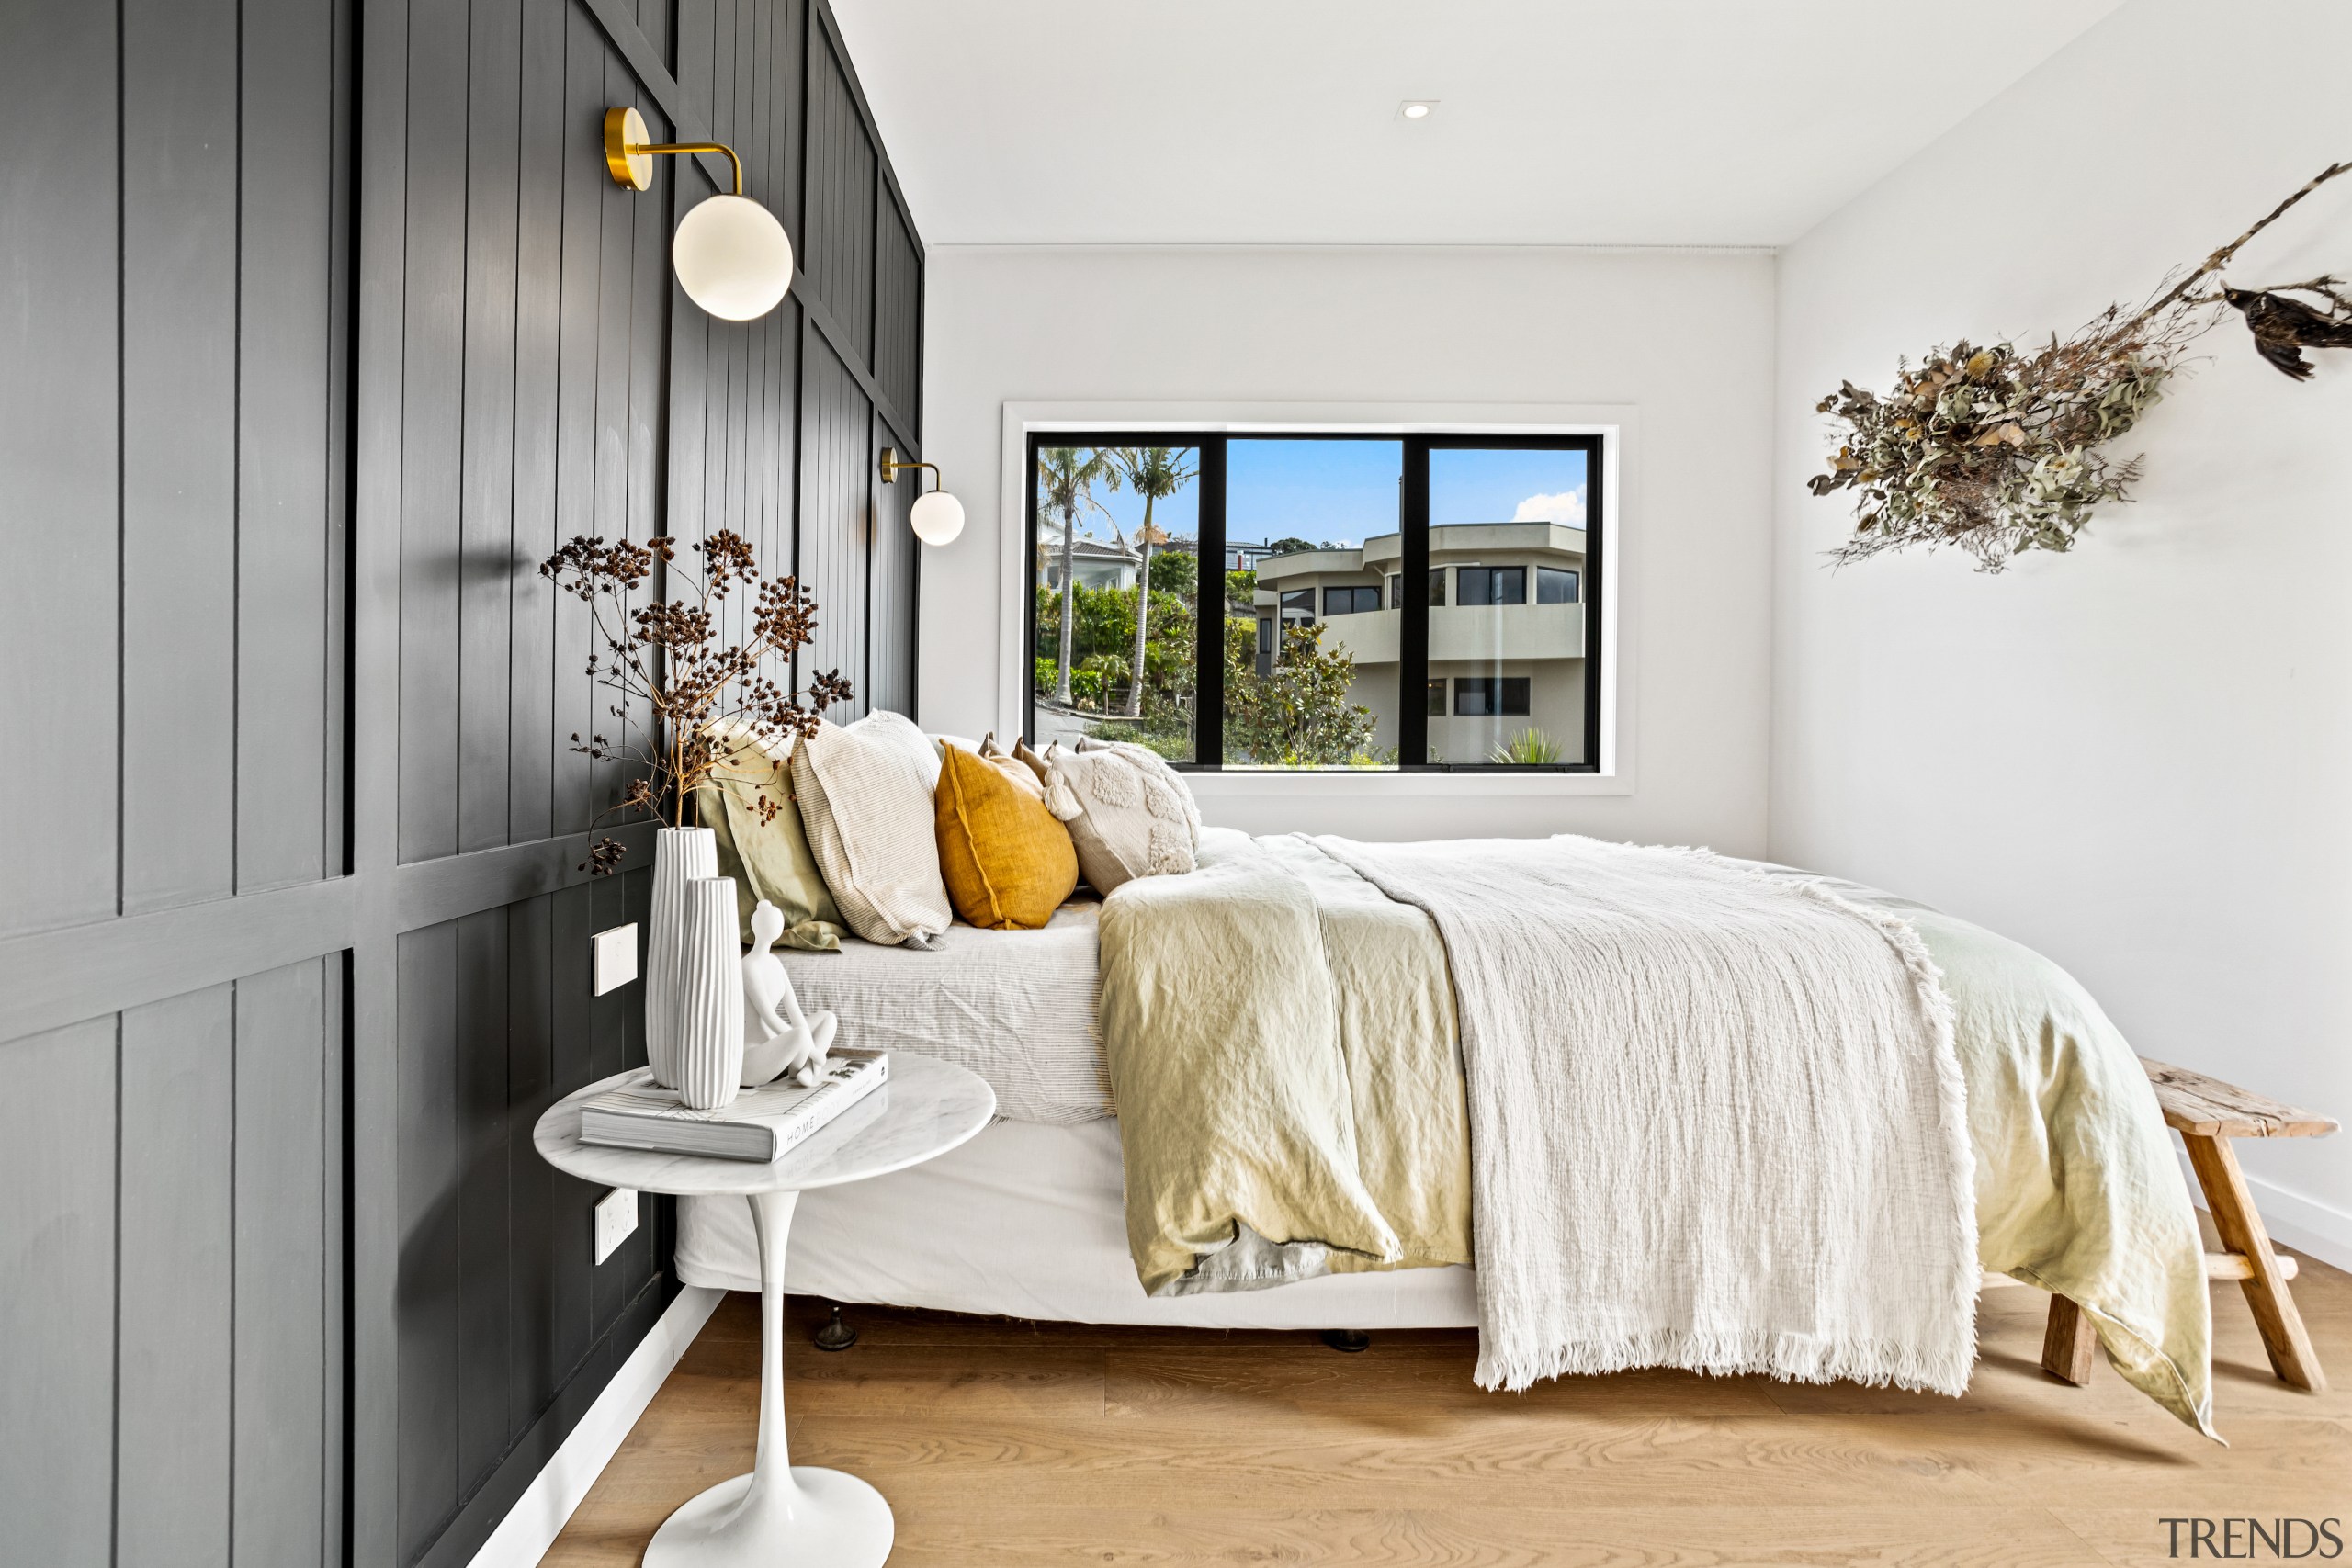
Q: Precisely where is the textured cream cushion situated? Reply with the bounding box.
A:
[1042,740,1200,894]
[792,711,952,946]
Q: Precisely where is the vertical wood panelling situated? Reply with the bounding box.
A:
[397,0,473,866]
[0,1020,118,1566]
[239,0,342,892]
[117,984,236,1567]
[875,195,922,426]
[0,2,119,939]
[505,891,562,1430]
[397,921,463,1559]
[510,0,570,846]
[232,958,334,1568]
[805,27,876,360]
[871,412,916,715]
[120,0,240,915]
[552,4,608,840]
[0,3,918,1565]
[800,334,872,711]
[458,908,514,1494]
[459,0,525,854]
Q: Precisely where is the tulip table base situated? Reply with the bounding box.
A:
[643,1187,892,1568]
[644,1467,891,1567]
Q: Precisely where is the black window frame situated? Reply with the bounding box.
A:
[1323,585,1379,616]
[1023,429,1602,773]
[1537,565,1580,605]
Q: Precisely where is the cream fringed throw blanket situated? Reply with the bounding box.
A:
[1319,834,1981,1395]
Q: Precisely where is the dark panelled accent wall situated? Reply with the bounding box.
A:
[0,0,923,1563]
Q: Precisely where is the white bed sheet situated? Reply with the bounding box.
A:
[781,898,1112,1125]
[676,1118,1479,1329]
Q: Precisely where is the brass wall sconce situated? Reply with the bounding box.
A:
[880,447,965,546]
[605,106,794,321]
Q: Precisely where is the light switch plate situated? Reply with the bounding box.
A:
[594,1187,639,1265]
[593,923,639,996]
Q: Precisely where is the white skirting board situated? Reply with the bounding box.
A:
[2175,1141,2352,1274]
[466,1284,725,1568]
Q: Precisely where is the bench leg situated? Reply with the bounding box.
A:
[2182,1131,2326,1393]
[2041,1293,2099,1384]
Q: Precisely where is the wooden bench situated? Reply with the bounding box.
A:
[2040,1058,2337,1392]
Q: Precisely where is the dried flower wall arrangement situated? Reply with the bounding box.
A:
[539,531,851,873]
[1811,161,2352,572]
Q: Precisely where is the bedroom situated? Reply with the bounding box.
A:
[2,1,2348,1564]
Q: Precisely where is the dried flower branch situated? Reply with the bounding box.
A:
[1812,160,2352,571]
[540,530,849,873]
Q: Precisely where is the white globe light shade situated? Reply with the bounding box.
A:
[671,194,794,321]
[910,489,965,546]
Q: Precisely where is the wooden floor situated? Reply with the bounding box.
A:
[547,1235,2352,1567]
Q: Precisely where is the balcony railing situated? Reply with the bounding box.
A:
[1309,603,1584,668]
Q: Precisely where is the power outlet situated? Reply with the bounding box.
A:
[593,923,639,996]
[594,1187,639,1265]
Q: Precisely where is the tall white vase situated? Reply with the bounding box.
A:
[646,825,719,1089]
[673,876,746,1111]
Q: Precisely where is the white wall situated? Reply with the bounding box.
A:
[1772,0,2352,1247]
[918,245,1777,850]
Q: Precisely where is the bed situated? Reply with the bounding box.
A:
[676,826,2215,1435]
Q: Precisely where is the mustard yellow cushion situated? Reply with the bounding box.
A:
[934,743,1079,930]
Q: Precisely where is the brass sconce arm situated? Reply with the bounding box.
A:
[878,447,943,491]
[604,107,743,195]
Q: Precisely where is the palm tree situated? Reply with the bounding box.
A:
[1107,446,1198,716]
[1035,446,1118,705]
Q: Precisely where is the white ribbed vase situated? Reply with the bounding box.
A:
[673,876,746,1111]
[645,826,719,1089]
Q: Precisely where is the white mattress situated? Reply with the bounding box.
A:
[676,1118,1479,1329]
[781,897,1112,1125]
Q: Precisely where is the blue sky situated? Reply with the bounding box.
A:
[1044,440,1588,547]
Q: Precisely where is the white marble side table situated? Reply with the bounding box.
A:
[535,1051,995,1567]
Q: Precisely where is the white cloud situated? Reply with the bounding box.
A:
[1512,488,1586,526]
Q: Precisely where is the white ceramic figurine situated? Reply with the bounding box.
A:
[739,899,838,1088]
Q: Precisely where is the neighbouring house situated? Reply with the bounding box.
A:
[1253,521,1587,763]
[1042,533,1144,592]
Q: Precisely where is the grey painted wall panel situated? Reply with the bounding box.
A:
[805,28,876,365]
[238,0,341,894]
[801,333,872,712]
[0,4,918,1565]
[120,0,240,918]
[397,0,475,867]
[117,984,236,1568]
[0,1019,118,1567]
[460,0,526,856]
[397,921,464,1558]
[0,0,119,938]
[232,959,334,1568]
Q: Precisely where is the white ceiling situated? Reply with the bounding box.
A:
[831,0,2121,248]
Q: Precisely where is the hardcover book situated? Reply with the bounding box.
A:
[579,1049,890,1163]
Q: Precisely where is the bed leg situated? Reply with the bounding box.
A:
[1319,1329,1371,1353]
[2041,1293,2099,1385]
[812,1303,859,1352]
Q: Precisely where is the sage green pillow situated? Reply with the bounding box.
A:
[692,738,847,953]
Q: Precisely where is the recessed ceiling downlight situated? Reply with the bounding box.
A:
[1400,100,1435,120]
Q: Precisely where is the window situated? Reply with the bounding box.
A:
[1453,676,1531,717]
[1026,431,1600,772]
[1457,566,1526,605]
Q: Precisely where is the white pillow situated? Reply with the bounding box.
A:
[1044,740,1199,894]
[791,711,950,946]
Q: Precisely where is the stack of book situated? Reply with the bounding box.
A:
[579,1048,890,1163]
